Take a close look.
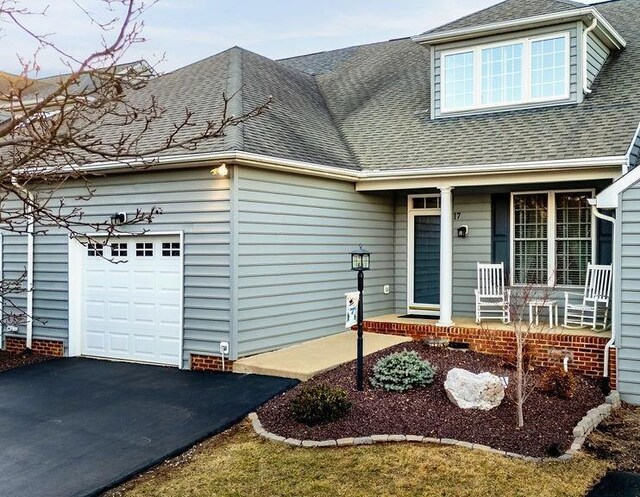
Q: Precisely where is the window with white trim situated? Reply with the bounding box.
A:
[441,32,570,113]
[512,190,593,286]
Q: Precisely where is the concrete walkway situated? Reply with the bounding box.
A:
[233,331,411,380]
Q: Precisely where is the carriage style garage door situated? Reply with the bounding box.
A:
[80,235,183,366]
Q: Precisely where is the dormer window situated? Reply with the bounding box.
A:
[441,33,570,113]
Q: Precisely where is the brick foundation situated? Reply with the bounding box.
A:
[4,336,65,357]
[363,320,617,389]
[191,354,234,372]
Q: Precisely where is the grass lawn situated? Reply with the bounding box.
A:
[111,421,609,497]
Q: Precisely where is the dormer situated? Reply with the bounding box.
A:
[412,0,626,119]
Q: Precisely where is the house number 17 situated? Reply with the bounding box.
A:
[453,212,461,220]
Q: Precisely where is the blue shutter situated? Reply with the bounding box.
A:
[491,194,510,275]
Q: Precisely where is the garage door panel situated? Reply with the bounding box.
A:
[108,302,130,321]
[81,236,182,366]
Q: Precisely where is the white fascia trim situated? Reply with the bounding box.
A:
[78,151,361,182]
[596,122,640,208]
[80,152,625,184]
[412,8,626,50]
[359,156,626,180]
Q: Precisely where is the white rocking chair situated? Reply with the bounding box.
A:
[563,263,612,331]
[475,262,511,324]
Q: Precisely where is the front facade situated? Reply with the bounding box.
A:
[2,0,640,386]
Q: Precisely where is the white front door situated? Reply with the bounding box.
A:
[80,235,182,366]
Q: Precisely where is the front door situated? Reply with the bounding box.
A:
[408,195,441,314]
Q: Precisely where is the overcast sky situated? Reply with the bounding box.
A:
[2,0,601,77]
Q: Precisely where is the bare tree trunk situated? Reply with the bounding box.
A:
[516,330,524,428]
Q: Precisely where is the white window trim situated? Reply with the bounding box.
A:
[440,32,571,114]
[509,189,596,288]
[407,194,441,314]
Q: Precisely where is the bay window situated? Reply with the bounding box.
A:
[441,32,570,113]
[511,191,593,286]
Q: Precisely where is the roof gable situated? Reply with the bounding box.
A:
[423,0,585,36]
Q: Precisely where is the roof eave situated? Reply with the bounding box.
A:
[413,7,626,50]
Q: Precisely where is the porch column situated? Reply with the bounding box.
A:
[437,186,454,327]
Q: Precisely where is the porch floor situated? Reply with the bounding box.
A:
[233,331,411,381]
[369,314,611,338]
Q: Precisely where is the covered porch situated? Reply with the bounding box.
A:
[359,169,619,327]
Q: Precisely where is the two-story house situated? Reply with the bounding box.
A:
[4,0,640,401]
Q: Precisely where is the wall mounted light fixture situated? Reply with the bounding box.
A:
[457,225,469,238]
[111,212,127,224]
[210,163,228,177]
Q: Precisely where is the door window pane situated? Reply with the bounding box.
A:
[414,216,441,304]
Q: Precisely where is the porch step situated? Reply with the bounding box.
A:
[233,331,411,381]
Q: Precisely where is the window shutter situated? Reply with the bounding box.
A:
[597,211,613,265]
[491,193,510,274]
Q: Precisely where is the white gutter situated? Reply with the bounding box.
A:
[588,198,616,379]
[78,151,625,183]
[583,17,598,95]
[10,177,34,350]
[358,156,624,180]
[412,7,626,49]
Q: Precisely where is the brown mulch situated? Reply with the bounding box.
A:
[584,404,640,471]
[258,341,606,458]
[0,349,56,372]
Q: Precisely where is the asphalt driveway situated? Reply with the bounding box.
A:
[0,358,297,497]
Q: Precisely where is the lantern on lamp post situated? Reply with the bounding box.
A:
[350,244,370,391]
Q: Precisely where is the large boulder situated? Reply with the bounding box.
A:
[444,368,505,410]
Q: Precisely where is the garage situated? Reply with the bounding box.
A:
[76,234,183,366]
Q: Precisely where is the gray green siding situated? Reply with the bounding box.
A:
[433,23,579,118]
[393,195,408,313]
[235,167,396,356]
[586,31,610,89]
[452,194,492,316]
[3,168,231,368]
[619,184,640,404]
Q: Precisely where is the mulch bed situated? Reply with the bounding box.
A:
[0,349,56,372]
[258,341,606,458]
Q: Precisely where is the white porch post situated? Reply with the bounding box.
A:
[437,186,454,327]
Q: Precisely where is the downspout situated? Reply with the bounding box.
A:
[10,177,34,350]
[588,198,615,382]
[583,17,598,95]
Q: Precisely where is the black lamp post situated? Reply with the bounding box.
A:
[350,244,370,391]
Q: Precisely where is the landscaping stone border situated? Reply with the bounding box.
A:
[249,390,621,462]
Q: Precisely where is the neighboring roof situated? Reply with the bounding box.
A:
[421,0,584,36]
[0,71,57,100]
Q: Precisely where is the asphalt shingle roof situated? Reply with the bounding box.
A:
[24,0,638,173]
[421,0,585,36]
[279,0,640,171]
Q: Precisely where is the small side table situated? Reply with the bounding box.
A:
[528,299,558,328]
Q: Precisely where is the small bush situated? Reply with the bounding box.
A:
[289,384,351,426]
[370,349,436,392]
[538,366,578,399]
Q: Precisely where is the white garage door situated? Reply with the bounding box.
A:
[81,235,182,366]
